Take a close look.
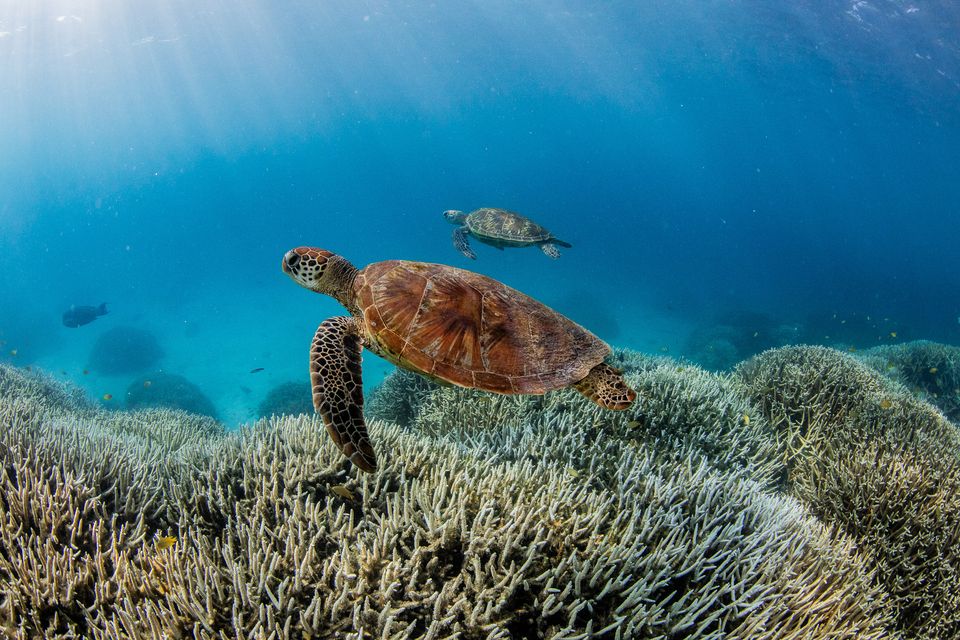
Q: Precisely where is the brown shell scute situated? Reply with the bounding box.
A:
[466,208,551,243]
[354,260,609,393]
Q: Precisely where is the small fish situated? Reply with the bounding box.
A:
[155,535,177,550]
[566,467,580,478]
[143,380,152,388]
[627,420,642,428]
[102,393,113,401]
[250,367,265,374]
[752,331,759,337]
[742,414,750,426]
[9,349,16,357]
[62,303,108,328]
[847,347,857,352]
[880,398,893,410]
[930,367,938,374]
[886,362,896,371]
[331,484,355,500]
[82,369,89,375]
[890,332,897,338]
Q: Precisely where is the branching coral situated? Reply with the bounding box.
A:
[87,326,164,375]
[0,361,896,639]
[256,381,313,418]
[125,373,218,420]
[383,353,783,490]
[735,345,960,639]
[858,340,960,424]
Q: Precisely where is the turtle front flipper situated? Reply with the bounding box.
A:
[310,316,377,472]
[453,227,477,260]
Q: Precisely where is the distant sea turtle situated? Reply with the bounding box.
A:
[282,247,636,472]
[444,207,572,259]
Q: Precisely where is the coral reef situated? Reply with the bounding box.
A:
[366,367,441,427]
[735,345,960,639]
[256,380,314,418]
[857,340,960,423]
[390,352,783,490]
[684,311,801,371]
[0,360,897,639]
[87,326,164,375]
[125,372,218,419]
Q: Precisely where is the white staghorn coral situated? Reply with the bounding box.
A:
[0,361,897,639]
[736,345,960,639]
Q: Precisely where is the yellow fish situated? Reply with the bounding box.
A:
[626,420,642,429]
[331,484,355,500]
[880,399,893,410]
[890,332,897,338]
[102,393,113,401]
[847,347,857,353]
[930,367,939,375]
[9,349,16,357]
[742,414,750,426]
[566,467,580,478]
[155,536,177,551]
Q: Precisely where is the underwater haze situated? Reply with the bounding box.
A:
[1,0,959,424]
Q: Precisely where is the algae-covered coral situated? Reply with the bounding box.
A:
[2,341,959,638]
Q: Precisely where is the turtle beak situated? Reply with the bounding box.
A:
[282,250,300,275]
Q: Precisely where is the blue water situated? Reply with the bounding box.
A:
[2,1,959,424]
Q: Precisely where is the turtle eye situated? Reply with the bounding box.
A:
[285,252,301,269]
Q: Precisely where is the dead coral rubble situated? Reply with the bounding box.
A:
[0,360,897,639]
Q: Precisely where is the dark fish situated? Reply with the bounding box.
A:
[250,367,265,373]
[63,303,108,328]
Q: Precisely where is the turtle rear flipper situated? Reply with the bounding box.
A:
[310,316,377,472]
[540,242,562,258]
[453,227,477,259]
[574,363,636,410]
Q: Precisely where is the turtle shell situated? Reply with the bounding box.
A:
[354,260,609,394]
[465,208,552,244]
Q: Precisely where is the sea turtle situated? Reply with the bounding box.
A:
[282,247,636,472]
[444,207,572,259]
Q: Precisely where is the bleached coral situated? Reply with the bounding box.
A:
[857,340,960,424]
[736,345,960,639]
[0,361,895,639]
[385,353,783,489]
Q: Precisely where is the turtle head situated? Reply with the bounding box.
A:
[282,248,357,302]
[443,210,468,224]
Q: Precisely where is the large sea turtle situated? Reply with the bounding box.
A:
[444,207,572,259]
[282,247,636,472]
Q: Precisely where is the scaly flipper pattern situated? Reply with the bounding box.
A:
[310,316,377,472]
[453,227,477,260]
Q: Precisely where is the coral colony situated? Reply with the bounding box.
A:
[1,342,959,637]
